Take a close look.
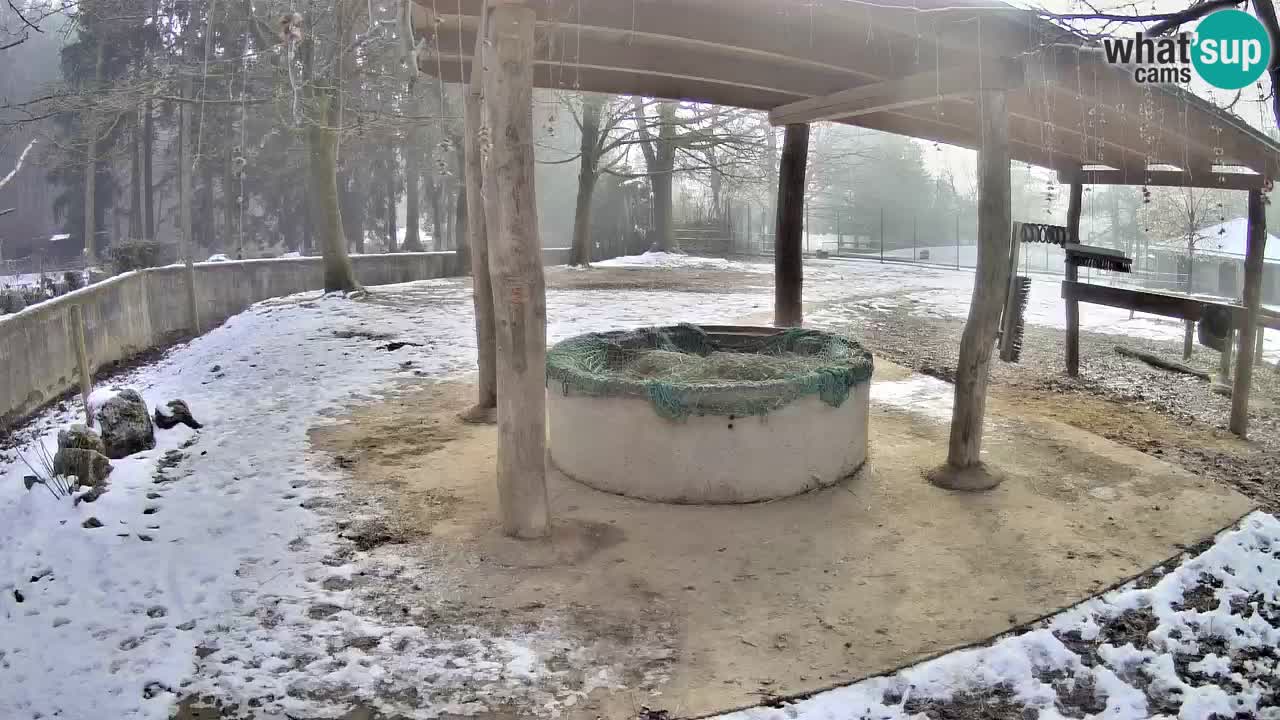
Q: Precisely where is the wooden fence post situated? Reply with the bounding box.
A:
[482,1,550,538]
[69,305,93,427]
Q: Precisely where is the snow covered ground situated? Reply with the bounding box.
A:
[0,253,1274,719]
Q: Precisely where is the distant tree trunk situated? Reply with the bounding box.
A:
[83,35,106,264]
[200,143,215,253]
[455,183,469,267]
[309,92,359,292]
[403,111,424,251]
[143,99,155,240]
[223,117,238,257]
[129,114,143,239]
[428,179,442,250]
[179,77,199,332]
[571,95,604,267]
[386,169,398,252]
[651,171,674,251]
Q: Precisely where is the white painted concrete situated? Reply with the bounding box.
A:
[548,382,871,504]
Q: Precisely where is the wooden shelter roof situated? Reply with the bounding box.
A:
[413,0,1280,186]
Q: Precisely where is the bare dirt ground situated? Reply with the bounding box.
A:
[846,303,1280,511]
[550,262,1279,512]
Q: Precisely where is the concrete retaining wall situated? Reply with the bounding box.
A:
[1,249,568,424]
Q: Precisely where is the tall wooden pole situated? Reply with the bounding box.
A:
[482,2,550,538]
[463,2,497,416]
[931,89,1010,491]
[1230,189,1267,437]
[1064,180,1084,377]
[773,123,809,327]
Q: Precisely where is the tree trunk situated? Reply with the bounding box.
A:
[143,99,155,240]
[482,3,550,539]
[651,170,674,251]
[129,114,143,239]
[403,101,424,251]
[223,117,239,258]
[773,123,809,327]
[309,95,360,293]
[464,77,496,412]
[386,167,398,252]
[427,179,442,250]
[179,78,199,333]
[455,183,469,266]
[83,34,105,264]
[571,96,604,267]
[1230,189,1267,437]
[933,89,1010,490]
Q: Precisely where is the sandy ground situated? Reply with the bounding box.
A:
[302,348,1249,719]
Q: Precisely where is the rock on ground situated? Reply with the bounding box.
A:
[154,399,203,430]
[53,424,113,487]
[95,390,156,459]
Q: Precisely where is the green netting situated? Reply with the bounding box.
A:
[546,324,874,420]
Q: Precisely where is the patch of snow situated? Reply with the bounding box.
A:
[869,376,953,421]
[597,251,774,274]
[85,387,122,417]
[206,253,231,262]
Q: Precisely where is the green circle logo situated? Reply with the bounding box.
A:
[1192,10,1273,90]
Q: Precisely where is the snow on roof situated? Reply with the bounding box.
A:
[1160,218,1280,262]
[49,233,70,242]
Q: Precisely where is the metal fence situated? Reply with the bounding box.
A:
[726,206,1280,308]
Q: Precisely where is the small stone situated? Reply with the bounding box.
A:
[82,517,103,529]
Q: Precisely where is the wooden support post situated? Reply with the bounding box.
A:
[1230,189,1267,437]
[931,89,1010,491]
[1064,181,1084,377]
[1256,325,1265,365]
[773,122,809,327]
[1183,321,1195,360]
[463,7,497,417]
[69,305,93,427]
[998,222,1022,362]
[482,2,550,538]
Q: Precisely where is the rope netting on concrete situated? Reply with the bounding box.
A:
[546,324,874,420]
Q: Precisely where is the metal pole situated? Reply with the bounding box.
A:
[955,213,960,270]
[879,207,885,263]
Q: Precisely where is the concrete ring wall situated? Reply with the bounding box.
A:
[548,381,871,504]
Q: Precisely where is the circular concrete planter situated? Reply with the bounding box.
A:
[547,325,872,504]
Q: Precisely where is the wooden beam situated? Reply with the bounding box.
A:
[482,2,550,539]
[1061,281,1206,321]
[1058,168,1269,191]
[1230,189,1267,437]
[768,62,1023,126]
[935,88,1010,490]
[774,123,809,327]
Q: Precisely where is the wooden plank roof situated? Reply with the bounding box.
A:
[414,0,1280,183]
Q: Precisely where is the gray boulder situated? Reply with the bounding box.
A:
[96,390,156,459]
[53,425,113,487]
